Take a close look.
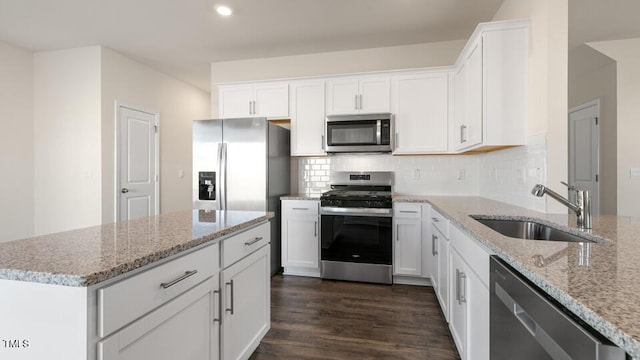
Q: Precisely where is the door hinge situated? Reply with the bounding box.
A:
[596,174,599,182]
[156,174,159,182]
[154,125,158,133]
[595,117,598,125]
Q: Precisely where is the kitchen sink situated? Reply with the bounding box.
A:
[470,216,596,243]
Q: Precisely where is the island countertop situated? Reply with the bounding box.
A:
[0,210,273,287]
[395,195,640,358]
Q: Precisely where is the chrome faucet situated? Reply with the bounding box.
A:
[531,183,592,229]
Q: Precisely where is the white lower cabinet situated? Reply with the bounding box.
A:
[98,276,219,360]
[281,200,320,277]
[449,248,468,360]
[448,224,490,360]
[394,203,434,284]
[221,244,270,360]
[436,226,450,321]
[394,217,422,276]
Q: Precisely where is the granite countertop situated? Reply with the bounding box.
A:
[395,195,640,358]
[0,210,273,287]
[280,194,320,200]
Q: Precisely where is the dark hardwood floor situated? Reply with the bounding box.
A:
[249,275,460,360]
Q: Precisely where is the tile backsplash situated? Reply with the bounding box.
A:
[477,135,547,212]
[298,158,331,197]
[296,135,548,212]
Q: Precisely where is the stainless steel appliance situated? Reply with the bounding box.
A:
[490,256,625,360]
[325,113,393,153]
[193,118,290,274]
[320,171,393,284]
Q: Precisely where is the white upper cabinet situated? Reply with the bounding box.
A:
[289,80,326,156]
[392,71,449,154]
[219,82,289,118]
[326,75,390,115]
[452,19,529,152]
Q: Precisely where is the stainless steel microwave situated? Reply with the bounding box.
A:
[325,113,393,153]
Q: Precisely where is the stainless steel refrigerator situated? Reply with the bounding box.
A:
[193,118,290,274]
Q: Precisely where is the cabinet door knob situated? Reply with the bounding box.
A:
[121,188,129,194]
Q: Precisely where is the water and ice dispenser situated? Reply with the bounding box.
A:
[198,172,216,200]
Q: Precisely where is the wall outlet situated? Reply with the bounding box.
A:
[178,170,184,179]
[413,169,421,180]
[631,168,640,179]
[457,168,466,181]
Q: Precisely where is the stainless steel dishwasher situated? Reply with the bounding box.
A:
[490,256,626,360]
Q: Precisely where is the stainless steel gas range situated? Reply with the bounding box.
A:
[320,171,393,284]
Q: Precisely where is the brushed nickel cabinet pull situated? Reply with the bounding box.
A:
[160,270,198,289]
[460,272,467,304]
[455,268,461,303]
[213,289,221,323]
[226,280,234,314]
[432,234,438,256]
[245,236,263,246]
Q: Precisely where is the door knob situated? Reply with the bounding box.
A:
[121,188,129,193]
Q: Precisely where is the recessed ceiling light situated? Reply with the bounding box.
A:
[216,5,232,16]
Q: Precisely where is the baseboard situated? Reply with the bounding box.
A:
[393,275,432,286]
[283,266,321,278]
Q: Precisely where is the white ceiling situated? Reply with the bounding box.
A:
[0,0,505,92]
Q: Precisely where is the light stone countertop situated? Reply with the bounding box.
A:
[394,195,640,358]
[0,210,273,287]
[280,194,320,200]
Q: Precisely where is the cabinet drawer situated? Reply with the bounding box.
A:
[450,224,490,287]
[431,208,449,238]
[394,203,422,219]
[222,223,270,268]
[98,243,219,338]
[283,200,319,216]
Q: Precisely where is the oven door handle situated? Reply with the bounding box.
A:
[321,207,392,217]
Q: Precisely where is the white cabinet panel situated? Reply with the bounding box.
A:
[467,268,489,360]
[421,204,433,279]
[326,78,359,114]
[326,76,390,115]
[290,80,326,156]
[392,72,449,154]
[282,200,320,277]
[452,20,528,152]
[359,76,391,113]
[254,83,288,118]
[98,243,219,338]
[448,222,491,360]
[219,85,253,118]
[283,217,319,268]
[219,82,288,118]
[222,245,270,360]
[394,218,422,276]
[436,226,450,322]
[449,248,467,360]
[98,276,219,360]
[453,37,483,151]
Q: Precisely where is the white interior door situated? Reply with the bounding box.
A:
[118,105,158,221]
[569,100,600,215]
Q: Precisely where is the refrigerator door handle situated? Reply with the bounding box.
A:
[218,142,227,210]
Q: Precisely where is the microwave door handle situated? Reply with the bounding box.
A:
[376,120,381,145]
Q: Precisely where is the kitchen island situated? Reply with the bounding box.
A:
[395,195,640,358]
[0,209,273,360]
